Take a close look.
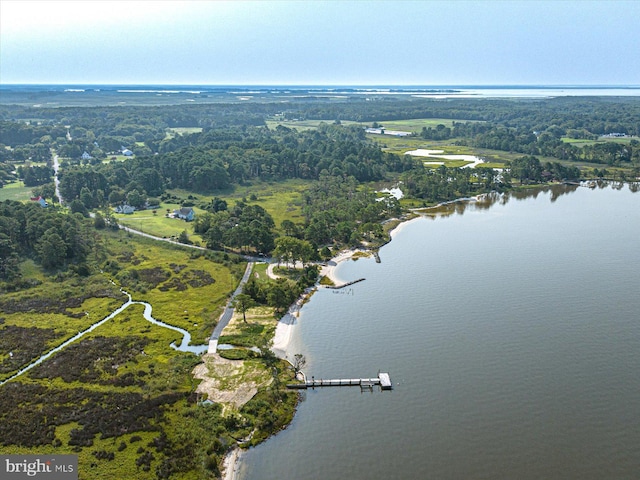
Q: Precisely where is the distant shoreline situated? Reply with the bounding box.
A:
[2,84,639,109]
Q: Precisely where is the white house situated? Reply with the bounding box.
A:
[114,204,135,214]
[173,207,195,221]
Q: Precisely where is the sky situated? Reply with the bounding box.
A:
[1,0,639,86]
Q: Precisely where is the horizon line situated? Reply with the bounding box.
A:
[2,83,640,88]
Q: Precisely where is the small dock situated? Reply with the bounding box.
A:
[287,372,392,390]
[325,278,366,290]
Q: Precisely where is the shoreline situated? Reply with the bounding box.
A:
[271,247,366,356]
[222,203,465,479]
[222,447,242,480]
[220,184,609,479]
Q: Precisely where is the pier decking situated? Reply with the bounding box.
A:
[325,278,366,289]
[287,372,392,390]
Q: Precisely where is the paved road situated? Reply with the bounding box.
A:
[52,150,264,355]
[208,261,254,352]
[52,153,63,205]
[118,225,260,353]
[119,224,208,250]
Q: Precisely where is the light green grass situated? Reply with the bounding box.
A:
[134,182,305,236]
[368,118,467,132]
[165,127,203,139]
[561,136,635,148]
[265,119,360,131]
[103,232,241,343]
[266,117,480,135]
[251,262,269,280]
[368,134,438,154]
[0,181,33,201]
[169,180,307,230]
[114,205,206,244]
[230,181,307,229]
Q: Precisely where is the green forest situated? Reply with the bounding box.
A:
[1,92,639,478]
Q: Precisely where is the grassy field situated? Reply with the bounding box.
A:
[114,180,306,245]
[368,118,474,133]
[0,230,243,383]
[222,180,307,229]
[561,136,635,148]
[102,230,244,343]
[0,225,284,477]
[165,127,204,139]
[265,119,360,131]
[172,180,308,229]
[115,205,206,244]
[266,117,479,134]
[0,181,33,201]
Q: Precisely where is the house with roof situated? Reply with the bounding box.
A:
[174,207,195,221]
[30,196,48,207]
[121,148,134,156]
[81,151,92,160]
[114,204,135,214]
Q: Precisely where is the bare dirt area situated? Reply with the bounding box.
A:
[193,353,272,411]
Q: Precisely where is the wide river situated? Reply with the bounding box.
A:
[240,183,640,480]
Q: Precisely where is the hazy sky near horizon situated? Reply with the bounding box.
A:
[1,0,639,85]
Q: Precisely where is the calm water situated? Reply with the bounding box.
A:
[240,184,640,480]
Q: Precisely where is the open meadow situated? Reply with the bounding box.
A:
[0,223,300,477]
[0,181,33,202]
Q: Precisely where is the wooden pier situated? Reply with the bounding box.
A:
[287,372,392,390]
[325,278,366,290]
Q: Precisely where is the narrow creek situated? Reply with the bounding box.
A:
[0,286,208,387]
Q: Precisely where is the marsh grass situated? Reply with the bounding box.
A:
[102,231,242,344]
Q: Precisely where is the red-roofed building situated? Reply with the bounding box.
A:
[30,196,48,207]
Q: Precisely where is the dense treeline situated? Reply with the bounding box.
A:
[401,156,580,203]
[132,123,413,186]
[2,96,639,155]
[0,201,94,280]
[422,121,640,166]
[192,173,401,254]
[57,124,415,208]
[301,173,401,246]
[194,201,276,254]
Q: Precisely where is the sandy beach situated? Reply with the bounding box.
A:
[270,248,362,358]
[228,245,400,478]
[222,447,242,480]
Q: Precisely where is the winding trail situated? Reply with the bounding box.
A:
[0,286,207,386]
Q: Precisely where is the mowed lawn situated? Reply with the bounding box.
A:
[370,118,471,133]
[222,180,307,230]
[266,117,478,134]
[115,205,206,244]
[0,181,34,202]
[115,180,306,244]
[561,136,635,148]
